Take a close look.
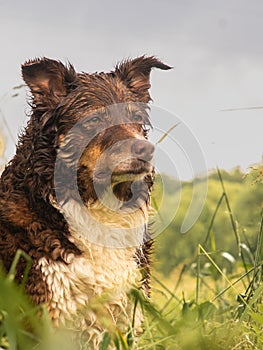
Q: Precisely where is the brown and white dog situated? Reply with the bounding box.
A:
[0,57,171,347]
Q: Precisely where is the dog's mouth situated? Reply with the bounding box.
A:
[93,159,153,184]
[93,161,152,208]
[76,158,153,208]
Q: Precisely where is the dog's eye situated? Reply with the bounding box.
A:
[89,116,101,123]
[132,114,143,123]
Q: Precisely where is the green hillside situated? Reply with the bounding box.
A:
[152,166,263,277]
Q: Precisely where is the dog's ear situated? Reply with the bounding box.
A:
[115,56,172,100]
[22,58,77,108]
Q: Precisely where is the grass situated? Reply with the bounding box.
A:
[0,253,52,350]
[1,169,263,349]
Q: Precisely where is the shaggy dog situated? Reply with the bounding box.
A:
[0,56,171,347]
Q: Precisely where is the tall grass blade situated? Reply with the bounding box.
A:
[151,275,180,303]
[198,244,249,308]
[217,168,241,256]
[253,210,263,281]
[196,245,201,304]
[155,124,179,145]
[99,332,111,350]
[203,193,224,246]
[7,249,32,288]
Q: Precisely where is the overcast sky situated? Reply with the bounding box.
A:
[0,0,263,179]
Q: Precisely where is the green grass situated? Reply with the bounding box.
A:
[1,168,263,349]
[0,252,52,350]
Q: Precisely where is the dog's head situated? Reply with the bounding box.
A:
[22,57,171,211]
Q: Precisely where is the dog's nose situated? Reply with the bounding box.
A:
[131,140,155,161]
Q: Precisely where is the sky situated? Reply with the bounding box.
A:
[0,0,263,180]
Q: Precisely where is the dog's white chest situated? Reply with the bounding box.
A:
[39,198,147,346]
[38,241,142,331]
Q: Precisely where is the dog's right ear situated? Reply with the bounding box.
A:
[115,56,172,102]
[22,58,77,108]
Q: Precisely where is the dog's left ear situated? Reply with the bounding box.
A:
[115,56,172,100]
[22,57,77,108]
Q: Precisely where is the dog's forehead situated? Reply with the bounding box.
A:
[73,72,146,107]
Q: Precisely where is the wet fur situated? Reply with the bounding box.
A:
[0,56,171,346]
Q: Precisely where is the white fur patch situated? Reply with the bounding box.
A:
[39,198,147,347]
[57,189,149,248]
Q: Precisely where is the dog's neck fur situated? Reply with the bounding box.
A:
[53,186,149,248]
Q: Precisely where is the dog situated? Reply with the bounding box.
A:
[0,56,171,348]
